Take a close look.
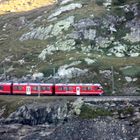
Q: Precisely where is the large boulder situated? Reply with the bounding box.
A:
[38,39,76,60]
[51,16,74,36]
[19,25,53,41]
[109,42,127,57]
[48,3,82,19]
[32,72,44,80]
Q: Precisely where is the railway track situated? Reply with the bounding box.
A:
[0,95,140,102]
[83,96,140,102]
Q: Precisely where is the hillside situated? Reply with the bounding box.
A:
[0,0,140,95]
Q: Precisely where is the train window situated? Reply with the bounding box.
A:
[41,86,46,91]
[58,86,72,91]
[13,86,22,90]
[65,87,68,91]
[87,86,92,91]
[95,86,101,90]
[68,87,73,91]
[41,86,50,91]
[58,87,64,91]
[82,86,92,91]
[32,86,38,91]
[0,86,3,90]
[46,87,51,91]
[82,86,87,91]
[65,87,72,91]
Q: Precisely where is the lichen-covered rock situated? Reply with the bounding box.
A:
[81,45,93,53]
[68,29,96,41]
[19,25,53,41]
[108,42,140,57]
[60,0,73,5]
[95,37,112,49]
[124,19,140,43]
[73,18,100,29]
[51,16,74,36]
[83,29,96,40]
[109,42,127,57]
[32,72,44,80]
[99,70,112,79]
[103,0,112,7]
[55,39,76,51]
[38,39,76,60]
[84,58,96,65]
[38,49,48,61]
[58,67,88,78]
[125,76,133,82]
[129,45,140,57]
[57,61,88,78]
[71,98,84,115]
[48,3,82,19]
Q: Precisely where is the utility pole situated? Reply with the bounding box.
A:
[38,84,40,98]
[111,66,115,94]
[3,64,6,80]
[53,68,56,84]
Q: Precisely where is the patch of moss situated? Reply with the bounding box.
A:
[40,66,55,77]
[118,106,134,116]
[121,66,140,77]
[0,99,23,118]
[95,0,105,6]
[79,104,112,119]
[112,0,126,5]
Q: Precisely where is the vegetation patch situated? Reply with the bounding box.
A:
[118,106,134,117]
[121,66,140,77]
[0,99,23,118]
[79,104,112,119]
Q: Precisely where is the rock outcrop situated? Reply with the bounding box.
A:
[4,101,69,125]
[1,99,140,140]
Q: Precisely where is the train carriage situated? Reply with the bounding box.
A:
[0,82,104,96]
[12,83,53,95]
[0,83,11,94]
[55,83,104,95]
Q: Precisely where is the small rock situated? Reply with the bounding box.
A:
[125,77,132,82]
[32,72,44,80]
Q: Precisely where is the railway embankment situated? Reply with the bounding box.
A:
[0,97,140,139]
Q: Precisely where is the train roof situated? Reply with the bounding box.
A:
[13,83,54,85]
[55,83,101,86]
[0,82,12,85]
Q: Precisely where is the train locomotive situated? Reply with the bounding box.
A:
[0,82,104,96]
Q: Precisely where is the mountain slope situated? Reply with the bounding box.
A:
[0,0,140,95]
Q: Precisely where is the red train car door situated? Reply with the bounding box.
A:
[26,85,31,95]
[76,86,80,95]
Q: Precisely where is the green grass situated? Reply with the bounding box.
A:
[121,66,140,77]
[79,104,112,119]
[118,106,134,116]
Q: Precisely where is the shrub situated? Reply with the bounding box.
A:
[96,0,104,6]
[112,0,125,5]
[79,104,112,119]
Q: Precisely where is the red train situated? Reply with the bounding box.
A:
[0,82,104,96]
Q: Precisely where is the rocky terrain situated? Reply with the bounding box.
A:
[0,0,140,95]
[0,97,140,140]
[0,1,140,139]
